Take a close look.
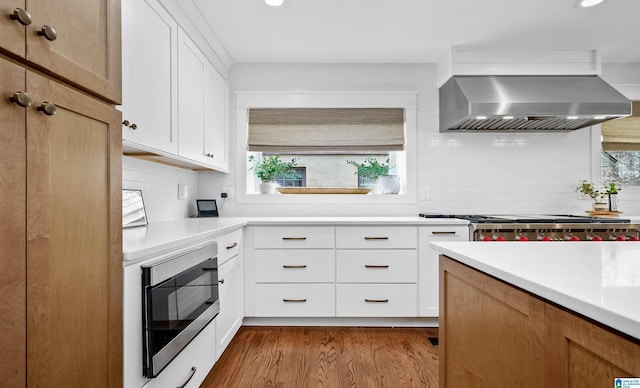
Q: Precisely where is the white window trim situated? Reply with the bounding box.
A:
[235,91,418,204]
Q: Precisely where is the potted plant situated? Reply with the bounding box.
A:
[346,157,400,194]
[248,154,299,194]
[576,180,608,211]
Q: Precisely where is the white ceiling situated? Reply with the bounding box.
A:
[185,0,640,65]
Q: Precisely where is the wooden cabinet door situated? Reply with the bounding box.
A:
[121,0,177,154]
[0,0,27,57]
[0,58,27,388]
[25,71,122,388]
[24,0,121,103]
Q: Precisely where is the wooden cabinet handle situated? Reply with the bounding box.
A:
[10,91,32,108]
[226,242,238,250]
[365,299,389,303]
[364,265,389,269]
[37,101,57,116]
[283,298,307,302]
[38,25,57,41]
[364,237,388,240]
[282,265,307,269]
[431,231,457,235]
[176,366,197,388]
[282,237,306,240]
[10,8,32,26]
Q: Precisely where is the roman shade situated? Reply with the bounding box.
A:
[602,102,640,151]
[247,108,405,152]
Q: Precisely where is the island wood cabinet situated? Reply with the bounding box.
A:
[418,225,469,316]
[121,0,229,171]
[336,226,418,317]
[0,59,122,387]
[440,255,640,388]
[215,229,244,359]
[0,0,121,103]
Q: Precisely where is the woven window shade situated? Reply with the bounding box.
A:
[248,108,405,152]
[602,102,640,151]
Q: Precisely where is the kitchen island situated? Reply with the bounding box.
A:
[431,241,640,388]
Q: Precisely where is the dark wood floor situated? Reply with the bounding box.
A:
[201,326,439,388]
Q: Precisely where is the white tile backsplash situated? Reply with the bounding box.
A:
[122,156,199,222]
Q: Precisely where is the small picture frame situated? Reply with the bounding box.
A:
[122,189,148,228]
[196,199,219,217]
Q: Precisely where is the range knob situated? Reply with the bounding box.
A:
[590,236,603,241]
[517,236,529,241]
[567,235,580,241]
[495,236,506,242]
[615,236,626,241]
[539,236,552,241]
[629,236,640,241]
[481,236,492,242]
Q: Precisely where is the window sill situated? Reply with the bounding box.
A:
[237,192,416,205]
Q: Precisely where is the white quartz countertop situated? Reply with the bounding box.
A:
[123,216,468,263]
[430,241,640,341]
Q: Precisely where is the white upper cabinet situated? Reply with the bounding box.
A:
[121,0,178,154]
[177,29,229,171]
[121,2,229,172]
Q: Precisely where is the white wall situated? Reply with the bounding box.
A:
[123,156,199,222]
[197,63,640,216]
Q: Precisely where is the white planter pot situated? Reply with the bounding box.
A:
[377,175,401,195]
[259,181,278,194]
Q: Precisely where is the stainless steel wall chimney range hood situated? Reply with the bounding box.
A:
[439,75,632,132]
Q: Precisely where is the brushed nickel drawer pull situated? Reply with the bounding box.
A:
[176,366,197,388]
[226,242,238,250]
[283,298,307,302]
[431,231,457,235]
[365,299,389,303]
[364,265,389,269]
[10,8,32,25]
[282,237,307,240]
[38,25,57,41]
[364,237,389,240]
[283,265,307,269]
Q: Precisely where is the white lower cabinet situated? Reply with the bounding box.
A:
[418,225,469,316]
[254,284,335,316]
[215,255,243,360]
[336,284,418,317]
[142,320,216,388]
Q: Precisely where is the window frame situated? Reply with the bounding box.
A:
[235,91,418,204]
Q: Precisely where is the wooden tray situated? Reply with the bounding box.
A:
[585,210,623,217]
[276,187,372,195]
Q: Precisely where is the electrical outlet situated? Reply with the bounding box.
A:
[222,186,233,198]
[421,187,430,201]
[178,184,188,200]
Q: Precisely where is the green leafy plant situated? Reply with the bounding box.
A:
[248,154,299,182]
[576,180,606,200]
[346,157,390,180]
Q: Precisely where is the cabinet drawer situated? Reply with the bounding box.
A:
[254,226,334,249]
[218,228,243,266]
[420,226,469,242]
[336,284,417,317]
[255,250,335,283]
[254,284,335,317]
[336,226,417,249]
[336,250,417,283]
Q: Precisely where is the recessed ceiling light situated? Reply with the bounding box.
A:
[594,115,606,120]
[567,116,579,120]
[265,0,284,6]
[580,0,604,7]
[502,116,514,120]
[476,116,487,120]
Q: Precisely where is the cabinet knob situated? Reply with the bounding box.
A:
[38,25,57,41]
[10,8,32,25]
[9,91,32,108]
[130,123,137,130]
[37,101,57,116]
[122,120,130,127]
[218,279,225,284]
[205,153,214,158]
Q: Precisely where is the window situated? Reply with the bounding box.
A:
[236,91,417,203]
[276,167,306,187]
